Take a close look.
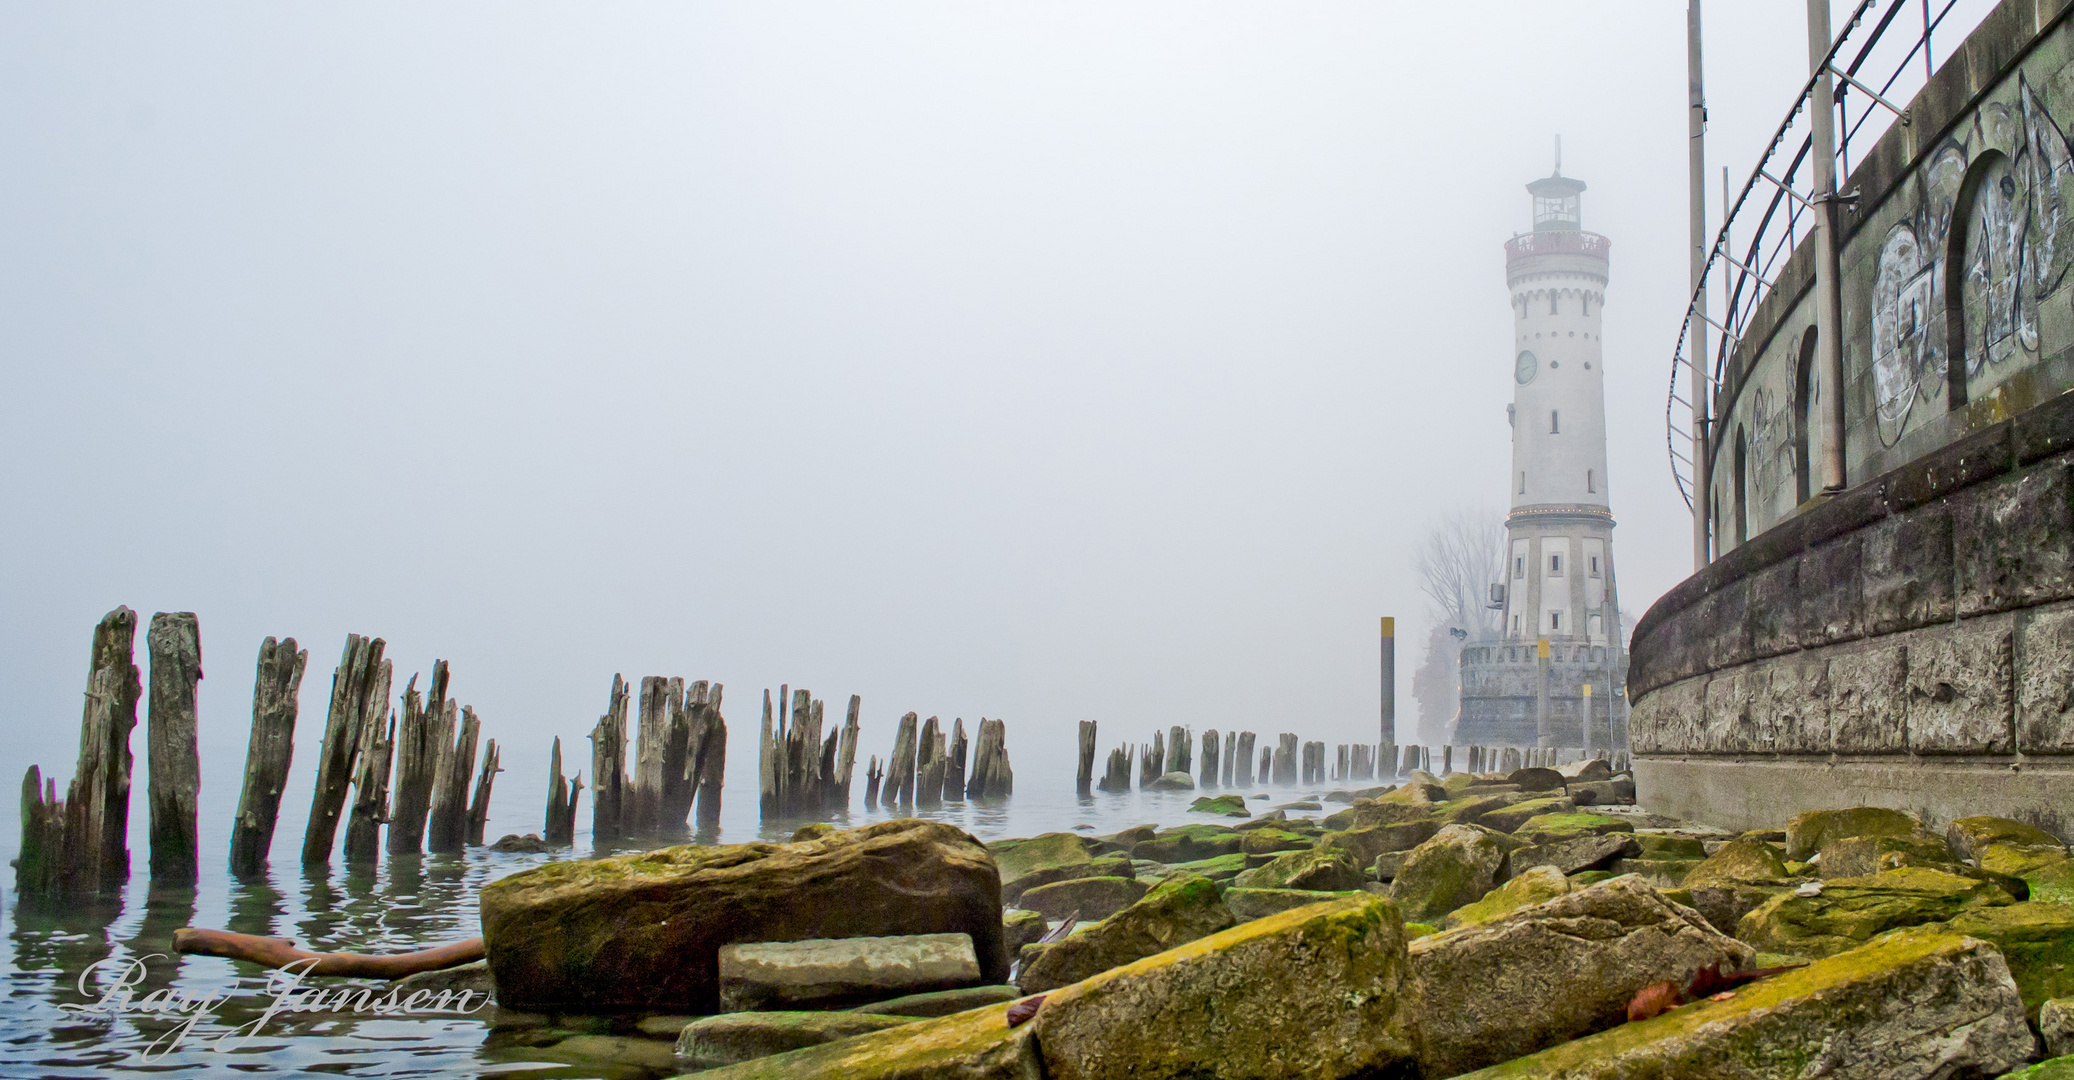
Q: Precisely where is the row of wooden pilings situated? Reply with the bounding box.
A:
[1068,721,1628,793]
[756,689,1014,818]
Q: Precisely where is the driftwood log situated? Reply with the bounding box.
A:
[589,674,629,845]
[172,927,485,979]
[229,637,306,877]
[146,612,203,883]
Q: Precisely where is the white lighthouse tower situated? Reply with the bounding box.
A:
[1458,150,1627,751]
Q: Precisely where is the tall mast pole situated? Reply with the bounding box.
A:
[1808,0,1848,492]
[1687,0,1712,569]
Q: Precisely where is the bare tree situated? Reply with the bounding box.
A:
[1416,507,1506,640]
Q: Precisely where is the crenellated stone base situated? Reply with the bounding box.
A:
[1633,754,2074,840]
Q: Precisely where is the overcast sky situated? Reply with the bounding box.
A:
[0,2,1998,844]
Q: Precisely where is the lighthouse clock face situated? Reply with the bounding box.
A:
[1515,350,1539,385]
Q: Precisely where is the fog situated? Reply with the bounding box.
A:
[0,2,1998,845]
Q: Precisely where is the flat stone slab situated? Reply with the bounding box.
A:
[848,984,1023,1018]
[718,933,981,1012]
[675,1011,917,1069]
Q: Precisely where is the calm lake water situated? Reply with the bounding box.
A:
[2,756,1357,1078]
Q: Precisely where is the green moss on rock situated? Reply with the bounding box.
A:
[1784,806,1923,861]
[1442,865,1571,929]
[1737,866,2015,958]
[1231,846,1365,892]
[1946,902,2074,1020]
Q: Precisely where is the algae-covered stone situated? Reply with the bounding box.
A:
[1031,893,1417,1080]
[1784,805,1923,860]
[1949,815,2065,862]
[1442,865,1570,929]
[1188,794,1248,817]
[1608,857,1705,889]
[675,1011,919,1069]
[851,984,1023,1018]
[1432,793,1518,828]
[1684,883,1790,940]
[1512,811,1634,842]
[1947,902,2074,1020]
[1451,926,2031,1080]
[1017,872,1234,995]
[1413,875,1754,1078]
[1737,866,2016,958]
[1002,909,1047,956]
[1237,827,1312,856]
[1230,846,1364,892]
[1326,798,1440,832]
[1148,771,1195,791]
[1819,832,1954,878]
[1477,796,1577,834]
[1507,766,1566,792]
[989,832,1095,899]
[1390,824,1509,923]
[1018,876,1148,920]
[688,998,1041,1080]
[2000,1056,2074,1080]
[1163,852,1248,883]
[1509,833,1640,877]
[2045,997,2074,1057]
[1635,834,1709,859]
[1224,887,1359,922]
[1984,844,2074,905]
[1316,820,1440,868]
[1378,780,1447,804]
[718,933,982,1012]
[1131,824,1241,864]
[1682,838,1790,888]
[479,818,1005,1013]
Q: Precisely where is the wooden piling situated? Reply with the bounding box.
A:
[1272,734,1297,785]
[1075,721,1097,795]
[17,767,64,896]
[915,717,945,808]
[388,663,443,855]
[864,756,883,808]
[146,612,203,883]
[945,717,968,801]
[466,739,500,845]
[966,718,1011,799]
[543,736,582,846]
[1235,732,1256,787]
[833,695,860,809]
[301,634,383,866]
[659,678,694,831]
[342,657,396,864]
[757,688,778,819]
[1097,744,1131,792]
[1200,729,1219,788]
[426,706,480,854]
[229,636,306,877]
[1165,725,1190,776]
[888,712,919,806]
[1139,730,1164,788]
[1221,731,1235,787]
[589,675,629,846]
[56,607,143,895]
[690,681,725,828]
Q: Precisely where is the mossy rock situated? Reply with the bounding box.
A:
[1018,876,1149,920]
[1017,872,1234,995]
[1001,855,1135,904]
[1389,824,1508,923]
[1188,794,1249,817]
[1985,844,2074,906]
[1238,827,1313,856]
[1317,820,1440,867]
[1404,921,1438,939]
[1377,782,1447,805]
[1100,824,1158,850]
[675,1011,918,1069]
[1002,909,1048,955]
[1568,870,1617,886]
[1232,846,1365,892]
[1476,797,1576,835]
[1441,865,1570,929]
[1148,771,1196,791]
[1682,838,1790,888]
[1946,902,2074,1021]
[1164,851,1249,883]
[1784,805,1923,860]
[1819,832,1954,879]
[1998,1056,2074,1079]
[1512,812,1633,843]
[686,998,1038,1080]
[1431,793,1516,828]
[1607,857,1705,889]
[988,832,1093,889]
[1329,799,1441,832]
[1633,834,1708,859]
[1131,824,1241,864]
[1224,887,1360,922]
[1736,866,2016,958]
[1948,815,2065,862]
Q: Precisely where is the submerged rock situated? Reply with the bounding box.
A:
[1017,872,1234,995]
[1148,771,1196,791]
[675,1011,918,1069]
[1448,928,2031,1080]
[1188,794,1248,817]
[1017,876,1149,921]
[1030,894,1418,1080]
[1783,805,1923,860]
[479,818,1005,1013]
[717,933,982,1012]
[489,833,552,853]
[1737,866,2015,958]
[1412,875,1753,1077]
[1390,824,1509,923]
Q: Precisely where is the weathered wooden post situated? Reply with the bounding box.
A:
[945,717,968,801]
[466,739,501,845]
[1235,732,1256,787]
[690,681,725,828]
[1200,729,1219,788]
[17,767,65,896]
[1076,721,1097,795]
[832,695,860,809]
[1098,744,1131,792]
[228,636,306,877]
[1258,748,1272,787]
[659,678,694,830]
[966,718,1011,799]
[342,656,396,864]
[589,675,629,845]
[1222,731,1236,787]
[1271,734,1296,785]
[51,607,143,895]
[387,663,443,854]
[758,688,778,820]
[888,712,919,806]
[1139,730,1164,788]
[426,706,480,854]
[632,676,669,834]
[915,717,945,808]
[543,737,582,846]
[302,634,383,866]
[146,612,202,883]
[864,756,883,808]
[1165,726,1190,776]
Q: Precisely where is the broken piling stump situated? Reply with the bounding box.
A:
[146,612,203,884]
[229,636,306,877]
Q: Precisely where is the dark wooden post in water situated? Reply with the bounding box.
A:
[1075,721,1096,795]
[966,718,1012,799]
[1165,726,1190,776]
[17,767,64,896]
[661,680,696,830]
[543,737,582,846]
[1222,732,1236,787]
[229,636,306,877]
[1138,730,1164,788]
[945,718,969,801]
[915,717,946,808]
[864,756,883,808]
[882,712,915,806]
[388,663,445,854]
[146,612,203,883]
[62,607,144,894]
[1234,732,1256,787]
[1200,729,1219,788]
[466,739,500,845]
[426,706,480,854]
[302,634,384,865]
[833,695,861,810]
[589,675,629,846]
[689,681,725,828]
[757,689,778,819]
[1258,747,1272,787]
[342,658,396,864]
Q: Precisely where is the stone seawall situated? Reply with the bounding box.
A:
[1630,389,2074,838]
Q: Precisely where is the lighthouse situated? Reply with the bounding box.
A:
[1456,151,1628,753]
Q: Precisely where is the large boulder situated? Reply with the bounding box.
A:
[479,819,1005,1013]
[1512,811,1634,843]
[1556,757,1614,781]
[1148,771,1195,791]
[1985,843,2074,906]
[1188,794,1248,817]
[1224,888,1359,922]
[1411,875,1753,1078]
[717,933,982,1012]
[1323,798,1437,832]
[1477,796,1576,834]
[674,1011,918,1069]
[1737,866,2015,958]
[1508,833,1640,877]
[1390,824,1509,923]
[1948,815,2064,862]
[989,832,1095,901]
[1017,876,1148,921]
[1017,872,1233,995]
[2045,998,2074,1058]
[1447,927,2031,1080]
[1441,865,1571,929]
[1784,805,1923,860]
[1682,838,1790,888]
[1317,820,1440,867]
[1230,847,1365,892]
[2003,1057,2074,1079]
[1507,767,1567,792]
[685,998,1041,1080]
[1030,894,1417,1080]
[1237,828,1313,856]
[1131,825,1240,864]
[1820,832,1955,878]
[1947,902,2074,1021]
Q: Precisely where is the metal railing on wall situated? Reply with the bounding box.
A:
[1666,0,1965,514]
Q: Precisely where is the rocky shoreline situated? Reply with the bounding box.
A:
[421,762,2074,1077]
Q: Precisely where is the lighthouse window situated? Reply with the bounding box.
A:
[1550,554,1563,575]
[1550,611,1562,630]
[1514,555,1525,578]
[1549,294,1559,315]
[1512,615,1522,634]
[1589,555,1600,577]
[1550,410,1560,434]
[1587,469,1595,492]
[1519,471,1526,494]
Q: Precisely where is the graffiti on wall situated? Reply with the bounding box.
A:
[1868,74,2074,448]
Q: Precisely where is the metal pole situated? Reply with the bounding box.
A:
[1687,0,1712,570]
[1379,617,1396,746]
[1581,680,1594,758]
[1535,638,1552,750]
[1808,0,1849,492]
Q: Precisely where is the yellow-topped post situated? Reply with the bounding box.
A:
[1536,638,1553,751]
[1380,617,1396,747]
